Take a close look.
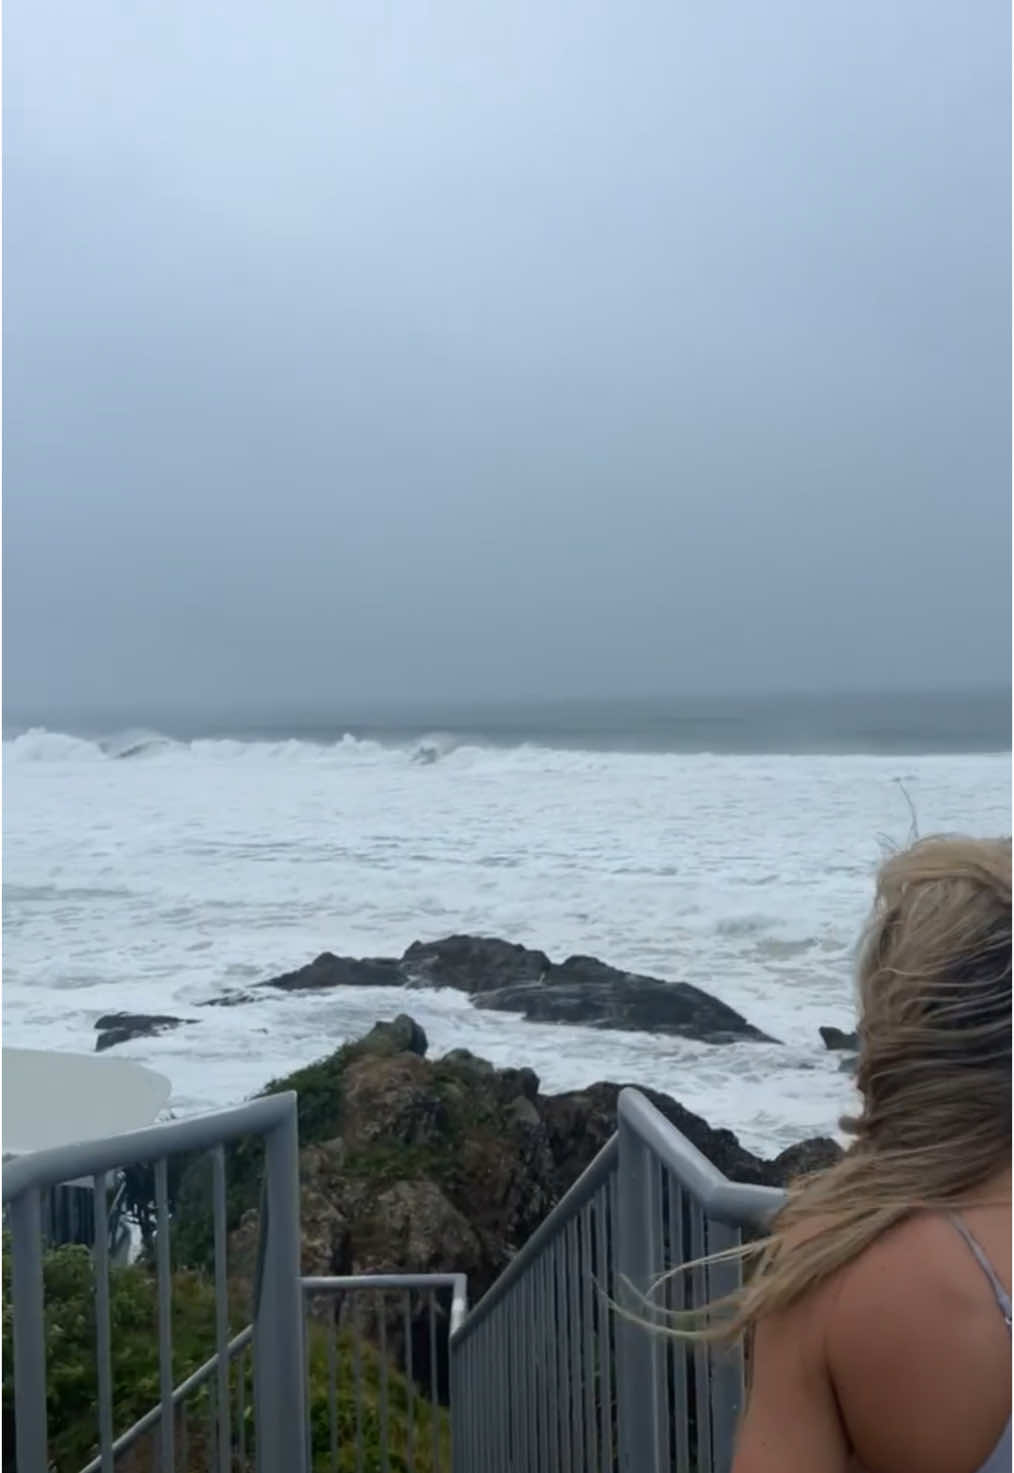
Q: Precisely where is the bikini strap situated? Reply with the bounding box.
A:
[950,1215,1013,1330]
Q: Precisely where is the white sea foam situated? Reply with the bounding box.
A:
[3,731,1009,1155]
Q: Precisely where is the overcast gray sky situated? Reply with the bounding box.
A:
[4,1,1010,717]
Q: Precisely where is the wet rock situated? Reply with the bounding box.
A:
[354,1014,429,1059]
[402,935,552,994]
[819,1026,859,1052]
[441,1048,496,1077]
[259,934,774,1044]
[476,956,775,1043]
[94,1012,190,1052]
[768,1136,844,1185]
[540,1080,777,1193]
[264,951,402,991]
[507,1095,542,1130]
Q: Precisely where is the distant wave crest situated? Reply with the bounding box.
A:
[3,726,472,767]
[5,729,108,763]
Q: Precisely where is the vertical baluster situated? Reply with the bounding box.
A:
[403,1291,415,1473]
[553,1234,571,1473]
[689,1205,714,1473]
[154,1160,176,1473]
[237,1344,247,1472]
[655,1156,674,1473]
[509,1284,518,1467]
[525,1268,538,1473]
[255,1107,307,1473]
[616,1128,670,1473]
[567,1217,584,1472]
[378,1292,391,1473]
[598,1179,614,1473]
[303,1300,314,1472]
[93,1172,115,1473]
[492,1296,502,1472]
[328,1297,340,1473]
[8,1188,48,1473]
[667,1176,691,1473]
[207,1382,217,1473]
[707,1220,745,1473]
[211,1147,231,1473]
[429,1290,441,1473]
[535,1251,549,1473]
[353,1295,365,1473]
[581,1204,599,1473]
[541,1239,557,1472]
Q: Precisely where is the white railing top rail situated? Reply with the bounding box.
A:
[2,1092,297,1200]
[451,1088,785,1354]
[617,1088,785,1229]
[5,1092,306,1473]
[303,1273,469,1335]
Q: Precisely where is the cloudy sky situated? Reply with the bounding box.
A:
[4,1,1010,718]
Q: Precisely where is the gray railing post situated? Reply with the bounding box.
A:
[254,1097,308,1472]
[8,1188,49,1473]
[616,1108,669,1473]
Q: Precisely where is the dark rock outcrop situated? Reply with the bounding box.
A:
[819,1026,859,1052]
[95,1012,190,1052]
[401,936,551,994]
[475,954,775,1042]
[258,934,775,1044]
[768,1136,844,1184]
[356,1014,429,1058]
[266,951,403,992]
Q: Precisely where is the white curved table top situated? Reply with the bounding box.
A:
[3,1047,172,1158]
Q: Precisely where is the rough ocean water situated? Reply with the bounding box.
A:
[3,709,1009,1156]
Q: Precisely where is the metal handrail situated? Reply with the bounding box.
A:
[450,1134,618,1351]
[303,1274,469,1336]
[617,1088,784,1230]
[1,1093,296,1198]
[448,1087,789,1473]
[4,1093,306,1473]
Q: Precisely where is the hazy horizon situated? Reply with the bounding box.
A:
[4,1,1011,714]
[5,685,1010,758]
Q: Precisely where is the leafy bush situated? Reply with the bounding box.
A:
[305,1316,451,1473]
[3,1242,449,1473]
[2,1242,217,1471]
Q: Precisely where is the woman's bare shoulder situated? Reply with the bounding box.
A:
[823,1213,1011,1473]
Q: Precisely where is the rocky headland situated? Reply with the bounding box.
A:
[144,1012,844,1396]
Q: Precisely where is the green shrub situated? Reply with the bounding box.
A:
[2,1242,218,1471]
[305,1317,450,1473]
[2,1243,448,1473]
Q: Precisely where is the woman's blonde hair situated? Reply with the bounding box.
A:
[665,834,1012,1345]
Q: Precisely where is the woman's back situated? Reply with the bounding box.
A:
[725,837,1012,1473]
[732,1178,1012,1472]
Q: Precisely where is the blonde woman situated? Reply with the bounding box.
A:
[727,837,1011,1473]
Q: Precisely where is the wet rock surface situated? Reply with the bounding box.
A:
[94,1011,191,1052]
[819,1025,859,1052]
[258,934,776,1044]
